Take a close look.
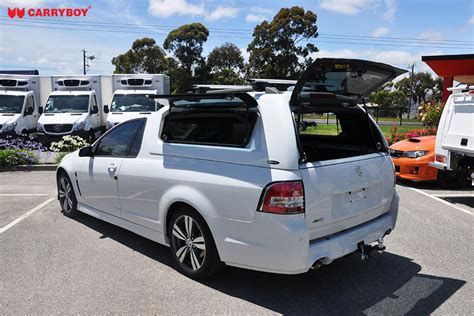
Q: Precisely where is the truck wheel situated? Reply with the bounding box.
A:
[437,170,465,189]
[168,206,223,279]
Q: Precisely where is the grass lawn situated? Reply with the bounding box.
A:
[302,124,425,137]
[306,114,421,123]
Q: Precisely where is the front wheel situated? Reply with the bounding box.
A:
[168,207,223,279]
[57,172,79,218]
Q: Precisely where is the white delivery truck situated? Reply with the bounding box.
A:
[0,75,51,137]
[37,75,112,145]
[106,74,170,129]
[431,86,474,186]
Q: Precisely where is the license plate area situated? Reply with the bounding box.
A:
[332,184,382,218]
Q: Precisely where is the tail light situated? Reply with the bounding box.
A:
[259,181,305,214]
[435,155,446,163]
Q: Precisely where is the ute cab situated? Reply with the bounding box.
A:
[106,74,170,129]
[37,76,110,145]
[0,76,47,137]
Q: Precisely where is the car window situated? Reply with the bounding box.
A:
[26,95,35,110]
[94,119,145,157]
[162,110,257,147]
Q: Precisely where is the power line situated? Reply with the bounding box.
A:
[1,17,472,46]
[2,23,471,50]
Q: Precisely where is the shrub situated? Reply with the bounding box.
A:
[386,126,437,145]
[50,135,89,153]
[418,102,443,127]
[0,149,38,167]
[0,134,46,151]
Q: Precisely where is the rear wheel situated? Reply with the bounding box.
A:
[57,172,79,218]
[168,206,223,279]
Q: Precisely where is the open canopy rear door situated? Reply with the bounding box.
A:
[290,58,407,106]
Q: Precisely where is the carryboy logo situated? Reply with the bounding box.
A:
[7,6,91,19]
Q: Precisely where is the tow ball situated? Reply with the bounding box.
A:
[357,238,386,260]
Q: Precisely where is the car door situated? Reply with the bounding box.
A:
[77,119,145,217]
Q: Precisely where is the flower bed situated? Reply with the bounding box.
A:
[386,126,437,145]
[0,135,46,168]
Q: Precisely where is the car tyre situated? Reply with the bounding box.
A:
[57,172,79,218]
[168,206,223,279]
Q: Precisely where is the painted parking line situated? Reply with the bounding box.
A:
[408,187,473,216]
[0,194,50,196]
[430,193,474,198]
[0,197,56,234]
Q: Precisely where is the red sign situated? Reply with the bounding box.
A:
[7,6,91,19]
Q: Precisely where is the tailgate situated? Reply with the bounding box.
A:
[442,96,474,155]
[300,154,395,240]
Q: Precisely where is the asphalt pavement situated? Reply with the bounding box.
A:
[0,171,472,314]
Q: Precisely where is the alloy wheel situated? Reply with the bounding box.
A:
[58,177,73,213]
[171,215,206,271]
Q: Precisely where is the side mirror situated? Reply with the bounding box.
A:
[91,105,99,114]
[78,146,93,157]
[39,107,44,114]
[104,105,109,113]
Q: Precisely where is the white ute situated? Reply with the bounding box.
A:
[57,58,404,278]
[0,75,50,137]
[431,85,474,186]
[37,75,112,145]
[106,74,170,129]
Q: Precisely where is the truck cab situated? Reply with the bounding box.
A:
[106,74,170,129]
[37,76,109,145]
[0,76,45,137]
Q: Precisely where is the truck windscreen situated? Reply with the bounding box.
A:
[45,95,89,113]
[0,95,24,114]
[111,94,155,112]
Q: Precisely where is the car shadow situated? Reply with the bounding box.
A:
[73,213,466,315]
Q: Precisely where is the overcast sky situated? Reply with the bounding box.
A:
[1,0,473,76]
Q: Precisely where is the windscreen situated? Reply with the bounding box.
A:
[0,95,24,113]
[111,94,156,112]
[45,95,89,113]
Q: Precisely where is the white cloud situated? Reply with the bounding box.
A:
[372,26,390,37]
[416,31,446,41]
[246,14,267,23]
[383,0,396,21]
[319,0,375,15]
[148,0,205,18]
[206,6,238,21]
[468,15,474,24]
[249,6,272,15]
[240,48,250,62]
[0,0,53,7]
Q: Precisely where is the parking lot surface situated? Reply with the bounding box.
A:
[1,171,473,314]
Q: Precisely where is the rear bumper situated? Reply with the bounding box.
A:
[212,192,399,274]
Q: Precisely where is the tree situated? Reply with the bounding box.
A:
[370,89,408,118]
[395,72,442,104]
[163,23,209,73]
[207,43,245,84]
[247,6,318,79]
[111,37,167,74]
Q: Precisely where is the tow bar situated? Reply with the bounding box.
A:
[357,238,386,261]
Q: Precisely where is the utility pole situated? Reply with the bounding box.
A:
[408,63,415,119]
[81,48,96,75]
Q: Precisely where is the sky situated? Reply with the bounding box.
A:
[0,0,473,77]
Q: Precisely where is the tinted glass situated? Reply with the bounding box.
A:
[111,94,156,112]
[45,95,89,113]
[26,96,34,110]
[95,120,144,157]
[163,111,257,147]
[0,95,24,113]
